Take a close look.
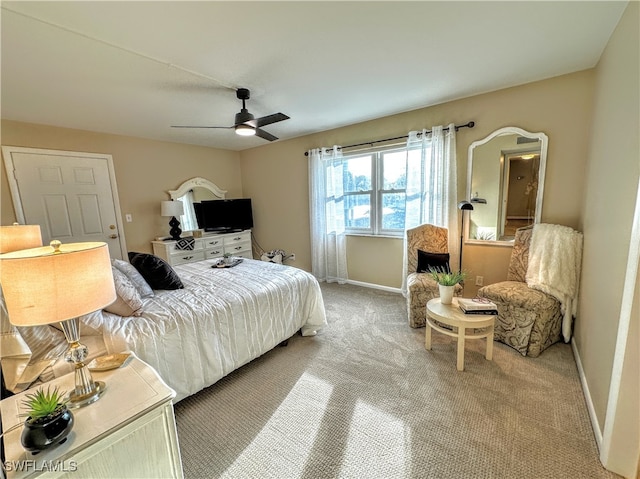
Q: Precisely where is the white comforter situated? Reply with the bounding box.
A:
[77,259,326,402]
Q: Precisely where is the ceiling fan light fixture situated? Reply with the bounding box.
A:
[171,88,287,142]
[235,124,256,136]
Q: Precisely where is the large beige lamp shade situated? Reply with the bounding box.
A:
[0,241,116,407]
[0,224,42,253]
[0,241,115,325]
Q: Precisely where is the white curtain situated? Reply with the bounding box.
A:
[402,124,458,294]
[177,190,198,232]
[308,146,348,283]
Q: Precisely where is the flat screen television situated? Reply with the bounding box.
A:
[198,198,253,232]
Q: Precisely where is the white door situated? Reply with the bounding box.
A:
[2,147,127,259]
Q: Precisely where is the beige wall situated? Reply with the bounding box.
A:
[577,1,639,476]
[0,120,242,253]
[240,70,595,293]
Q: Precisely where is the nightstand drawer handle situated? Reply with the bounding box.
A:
[182,256,193,260]
[234,246,243,250]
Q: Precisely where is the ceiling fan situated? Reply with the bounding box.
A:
[171,88,289,141]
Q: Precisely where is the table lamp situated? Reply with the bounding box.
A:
[161,200,184,241]
[0,223,43,253]
[0,241,116,408]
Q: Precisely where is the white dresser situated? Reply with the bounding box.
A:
[0,355,183,479]
[151,230,252,266]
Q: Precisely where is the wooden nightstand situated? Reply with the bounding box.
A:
[1,355,183,478]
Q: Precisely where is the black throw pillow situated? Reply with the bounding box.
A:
[416,250,451,274]
[128,252,184,290]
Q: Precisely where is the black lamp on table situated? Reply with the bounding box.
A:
[161,200,185,241]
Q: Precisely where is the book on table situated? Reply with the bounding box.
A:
[458,297,498,315]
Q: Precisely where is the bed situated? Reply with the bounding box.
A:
[1,258,327,403]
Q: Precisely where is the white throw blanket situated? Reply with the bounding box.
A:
[526,223,583,343]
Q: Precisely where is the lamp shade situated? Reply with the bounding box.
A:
[0,242,116,327]
[457,201,474,211]
[161,200,184,217]
[0,224,43,253]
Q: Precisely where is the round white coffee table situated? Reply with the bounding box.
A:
[426,298,495,371]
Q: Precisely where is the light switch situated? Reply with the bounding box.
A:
[125,214,133,222]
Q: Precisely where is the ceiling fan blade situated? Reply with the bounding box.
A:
[255,128,278,142]
[254,113,290,128]
[171,125,232,129]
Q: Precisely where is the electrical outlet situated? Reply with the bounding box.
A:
[475,276,484,286]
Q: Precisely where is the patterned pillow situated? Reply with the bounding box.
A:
[111,258,154,298]
[104,267,143,317]
[128,252,184,290]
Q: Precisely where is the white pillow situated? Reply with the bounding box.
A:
[104,267,143,317]
[111,258,154,298]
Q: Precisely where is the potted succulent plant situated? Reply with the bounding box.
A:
[20,386,74,454]
[223,252,234,265]
[428,267,466,305]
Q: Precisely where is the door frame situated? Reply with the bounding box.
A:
[2,146,128,257]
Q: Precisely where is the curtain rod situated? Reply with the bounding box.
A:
[304,121,475,156]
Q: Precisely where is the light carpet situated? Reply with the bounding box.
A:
[174,282,618,479]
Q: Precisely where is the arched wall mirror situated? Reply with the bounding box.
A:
[465,127,548,245]
[168,177,227,232]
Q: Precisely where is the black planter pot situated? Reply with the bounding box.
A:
[21,407,74,454]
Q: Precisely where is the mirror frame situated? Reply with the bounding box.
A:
[168,177,227,201]
[465,126,548,246]
[167,177,227,234]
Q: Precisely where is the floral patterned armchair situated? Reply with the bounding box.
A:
[406,224,462,328]
[477,225,562,357]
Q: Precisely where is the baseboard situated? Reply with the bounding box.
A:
[572,337,603,449]
[345,279,402,294]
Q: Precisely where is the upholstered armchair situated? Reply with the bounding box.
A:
[477,225,563,357]
[406,224,462,328]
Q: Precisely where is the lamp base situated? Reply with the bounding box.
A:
[168,216,182,241]
[67,381,106,409]
[60,317,107,409]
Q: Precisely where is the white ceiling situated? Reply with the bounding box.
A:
[1,1,628,151]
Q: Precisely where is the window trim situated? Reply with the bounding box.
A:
[339,144,410,237]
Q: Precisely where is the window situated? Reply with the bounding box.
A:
[310,126,456,285]
[335,145,418,236]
